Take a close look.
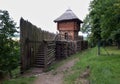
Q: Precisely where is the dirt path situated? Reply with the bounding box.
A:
[34,58,78,84]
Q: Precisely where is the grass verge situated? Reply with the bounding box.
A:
[64,46,120,84]
[46,52,81,72]
[1,67,36,84]
[1,51,80,84]
[1,76,36,84]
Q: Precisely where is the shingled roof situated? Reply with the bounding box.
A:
[54,9,83,23]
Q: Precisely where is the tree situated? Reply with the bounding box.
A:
[81,14,91,35]
[84,0,120,49]
[81,15,95,47]
[100,0,120,48]
[0,10,19,78]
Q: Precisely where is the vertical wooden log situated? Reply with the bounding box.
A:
[43,41,47,71]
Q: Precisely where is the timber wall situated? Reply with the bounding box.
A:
[20,18,55,73]
[20,18,88,74]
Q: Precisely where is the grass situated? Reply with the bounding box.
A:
[1,76,36,84]
[64,46,120,84]
[1,52,80,84]
[46,53,80,72]
[11,66,20,78]
[1,50,80,84]
[1,46,120,84]
[1,67,36,84]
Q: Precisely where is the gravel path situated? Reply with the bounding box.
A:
[34,59,78,84]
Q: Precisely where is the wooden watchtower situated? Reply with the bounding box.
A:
[54,9,83,40]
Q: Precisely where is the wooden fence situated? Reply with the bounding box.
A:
[20,18,55,73]
[34,40,55,69]
[20,18,88,74]
[55,40,88,59]
[55,41,76,59]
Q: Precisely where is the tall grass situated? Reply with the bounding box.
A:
[64,46,120,84]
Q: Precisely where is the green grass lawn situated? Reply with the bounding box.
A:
[1,76,36,84]
[64,46,120,84]
[1,66,36,84]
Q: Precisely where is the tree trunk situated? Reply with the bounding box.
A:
[117,40,120,49]
[8,70,12,79]
[98,40,100,55]
[0,72,4,80]
[118,43,120,49]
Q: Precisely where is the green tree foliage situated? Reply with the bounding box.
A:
[83,0,120,48]
[81,14,91,34]
[0,10,19,78]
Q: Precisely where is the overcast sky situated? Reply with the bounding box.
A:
[0,0,91,34]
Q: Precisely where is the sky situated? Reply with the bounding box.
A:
[0,0,91,34]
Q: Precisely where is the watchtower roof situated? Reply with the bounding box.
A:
[54,9,83,23]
